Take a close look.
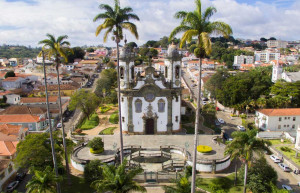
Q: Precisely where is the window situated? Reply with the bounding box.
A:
[165,67,168,78]
[285,117,287,120]
[122,117,125,122]
[145,93,155,102]
[287,125,290,127]
[293,117,296,121]
[175,66,180,79]
[158,99,165,112]
[288,117,290,120]
[292,125,295,129]
[175,116,178,122]
[278,125,281,129]
[135,99,142,113]
[176,96,178,102]
[120,67,124,79]
[279,117,282,121]
[121,97,124,102]
[131,66,135,80]
[284,125,286,127]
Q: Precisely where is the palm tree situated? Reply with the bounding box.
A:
[39,34,73,182]
[26,166,62,193]
[225,129,271,193]
[93,0,139,163]
[163,168,195,193]
[169,1,232,192]
[91,159,146,193]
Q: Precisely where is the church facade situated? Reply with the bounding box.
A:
[119,44,182,134]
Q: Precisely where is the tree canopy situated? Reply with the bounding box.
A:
[15,133,63,170]
[95,69,118,104]
[66,47,85,63]
[4,71,15,78]
[69,90,100,120]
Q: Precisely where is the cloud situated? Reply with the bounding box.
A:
[0,0,299,47]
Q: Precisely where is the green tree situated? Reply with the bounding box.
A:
[15,133,63,170]
[95,69,117,99]
[87,137,104,153]
[239,157,277,193]
[26,166,62,193]
[69,90,100,120]
[169,1,232,191]
[84,160,103,183]
[225,130,271,193]
[93,0,140,163]
[260,37,267,42]
[189,44,197,54]
[67,47,85,63]
[102,57,110,64]
[163,168,193,193]
[127,42,138,50]
[149,48,158,57]
[91,159,146,193]
[4,71,15,78]
[87,47,95,52]
[39,34,73,182]
[107,61,116,69]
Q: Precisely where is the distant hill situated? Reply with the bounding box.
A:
[0,45,41,58]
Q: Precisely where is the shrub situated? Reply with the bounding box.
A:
[88,137,104,154]
[280,146,292,152]
[209,177,232,192]
[99,127,117,135]
[78,113,99,130]
[197,145,212,153]
[239,114,247,119]
[99,106,112,113]
[84,160,103,183]
[109,113,119,124]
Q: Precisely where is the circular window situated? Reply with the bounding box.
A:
[145,93,155,102]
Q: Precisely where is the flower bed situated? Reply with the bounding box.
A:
[197,145,212,153]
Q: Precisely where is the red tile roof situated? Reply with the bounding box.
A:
[0,141,18,156]
[258,108,300,116]
[20,96,58,104]
[0,124,27,141]
[0,114,42,123]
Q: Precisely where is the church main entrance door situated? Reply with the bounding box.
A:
[145,118,154,134]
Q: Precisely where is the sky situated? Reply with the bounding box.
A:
[0,0,299,47]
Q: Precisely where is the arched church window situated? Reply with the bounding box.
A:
[165,67,168,78]
[158,99,165,112]
[131,66,135,80]
[135,99,142,113]
[120,67,124,79]
[175,66,180,79]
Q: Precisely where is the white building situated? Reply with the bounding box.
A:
[267,40,288,48]
[6,94,20,105]
[255,108,300,131]
[119,44,181,134]
[255,50,280,63]
[272,61,300,82]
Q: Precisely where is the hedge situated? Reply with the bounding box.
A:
[109,113,119,124]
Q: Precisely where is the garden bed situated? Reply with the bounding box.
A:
[78,112,99,130]
[99,127,117,135]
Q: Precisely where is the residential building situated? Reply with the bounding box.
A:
[0,114,47,131]
[272,61,300,82]
[233,55,254,69]
[20,96,58,105]
[0,106,47,118]
[255,108,300,131]
[2,77,25,90]
[255,50,280,63]
[267,40,288,48]
[33,83,80,97]
[5,94,20,105]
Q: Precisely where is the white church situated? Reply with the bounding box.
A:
[119,44,182,134]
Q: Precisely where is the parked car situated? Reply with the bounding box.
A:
[237,125,246,131]
[270,155,282,163]
[57,123,62,128]
[7,181,19,192]
[223,132,233,141]
[278,163,292,172]
[215,120,221,126]
[15,172,26,181]
[217,118,225,124]
[282,185,293,191]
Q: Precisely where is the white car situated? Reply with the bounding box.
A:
[237,125,246,131]
[278,163,292,172]
[270,155,282,163]
[57,123,62,128]
[217,118,225,124]
[282,185,293,191]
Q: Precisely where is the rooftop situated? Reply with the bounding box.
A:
[0,114,42,123]
[0,141,18,157]
[0,105,47,115]
[20,96,58,104]
[258,108,300,116]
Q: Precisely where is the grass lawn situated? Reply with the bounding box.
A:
[99,127,117,135]
[79,112,99,130]
[196,174,244,193]
[275,146,300,165]
[268,139,292,145]
[61,174,94,193]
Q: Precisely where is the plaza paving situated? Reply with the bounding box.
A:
[78,134,226,161]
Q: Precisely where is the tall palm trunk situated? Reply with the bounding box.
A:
[243,162,248,193]
[116,38,124,163]
[191,58,202,193]
[55,63,70,183]
[42,51,61,193]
